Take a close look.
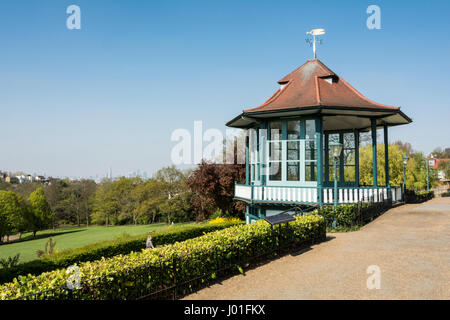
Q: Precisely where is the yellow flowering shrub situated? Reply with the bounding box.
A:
[209,217,242,224]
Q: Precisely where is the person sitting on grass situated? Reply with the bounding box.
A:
[146,234,155,249]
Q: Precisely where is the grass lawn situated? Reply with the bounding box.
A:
[0,222,195,263]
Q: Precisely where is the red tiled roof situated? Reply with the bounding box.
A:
[428,158,450,170]
[244,59,398,113]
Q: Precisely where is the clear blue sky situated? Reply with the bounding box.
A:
[0,0,449,178]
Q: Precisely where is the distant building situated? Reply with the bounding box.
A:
[427,158,449,170]
[5,176,19,184]
[428,158,450,182]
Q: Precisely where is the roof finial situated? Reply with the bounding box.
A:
[306,28,325,59]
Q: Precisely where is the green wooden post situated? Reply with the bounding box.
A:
[384,125,391,200]
[257,126,261,185]
[354,130,360,187]
[339,133,344,183]
[261,121,267,186]
[245,134,249,185]
[371,118,378,187]
[316,117,324,205]
[324,133,329,184]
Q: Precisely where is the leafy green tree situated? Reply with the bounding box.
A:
[131,179,166,224]
[0,191,28,242]
[358,144,437,190]
[61,179,97,226]
[91,181,117,226]
[155,166,192,223]
[91,177,143,226]
[437,161,450,181]
[28,187,53,237]
[431,147,450,159]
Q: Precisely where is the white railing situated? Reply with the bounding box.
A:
[323,187,388,204]
[235,184,403,205]
[235,184,252,200]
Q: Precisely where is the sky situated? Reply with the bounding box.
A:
[0,0,449,179]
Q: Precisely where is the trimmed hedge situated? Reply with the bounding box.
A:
[315,202,391,230]
[0,214,325,300]
[404,190,434,203]
[0,222,242,285]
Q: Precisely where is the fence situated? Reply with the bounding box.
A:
[318,192,394,229]
[14,224,325,301]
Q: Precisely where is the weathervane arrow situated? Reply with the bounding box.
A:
[306,28,325,59]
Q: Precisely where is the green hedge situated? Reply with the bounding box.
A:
[314,202,391,230]
[0,222,242,285]
[404,190,434,203]
[0,214,325,300]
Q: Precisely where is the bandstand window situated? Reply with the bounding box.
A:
[328,134,340,182]
[267,119,318,185]
[305,120,317,181]
[249,128,260,184]
[268,121,282,181]
[343,132,356,182]
[287,120,300,181]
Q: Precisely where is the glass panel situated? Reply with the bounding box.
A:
[305,120,316,140]
[287,163,300,181]
[269,162,282,181]
[343,132,355,149]
[344,165,355,182]
[329,164,340,182]
[269,121,282,140]
[305,163,317,181]
[287,120,300,140]
[344,149,355,165]
[306,140,316,161]
[269,141,281,161]
[287,141,299,160]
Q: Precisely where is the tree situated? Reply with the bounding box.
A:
[28,187,53,237]
[131,179,166,224]
[438,161,450,181]
[155,166,192,223]
[0,191,28,243]
[358,144,438,190]
[91,181,117,226]
[44,179,69,228]
[61,179,97,227]
[91,177,143,226]
[187,161,245,221]
[431,147,450,159]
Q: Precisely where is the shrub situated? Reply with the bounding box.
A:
[209,217,242,224]
[0,215,325,300]
[0,222,242,284]
[36,237,57,258]
[404,190,434,203]
[0,254,20,269]
[315,202,391,231]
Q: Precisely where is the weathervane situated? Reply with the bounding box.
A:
[306,28,325,59]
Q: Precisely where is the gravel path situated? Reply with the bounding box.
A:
[184,197,450,300]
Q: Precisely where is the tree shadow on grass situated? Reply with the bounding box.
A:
[1,229,86,246]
